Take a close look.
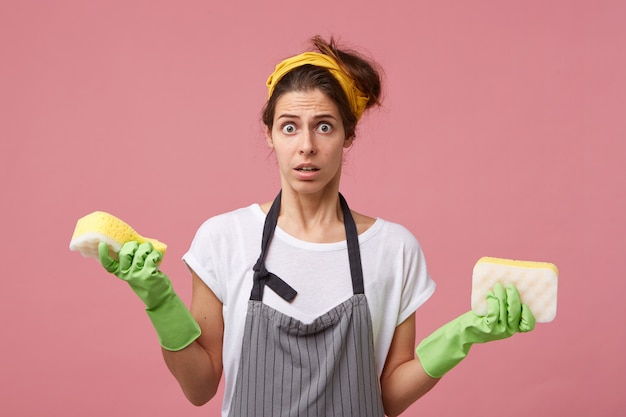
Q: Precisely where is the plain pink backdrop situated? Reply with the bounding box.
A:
[1,0,624,416]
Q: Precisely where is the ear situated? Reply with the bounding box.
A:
[343,135,355,148]
[265,126,274,149]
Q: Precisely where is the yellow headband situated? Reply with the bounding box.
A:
[266,52,369,121]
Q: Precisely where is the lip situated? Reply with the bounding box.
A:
[294,164,320,180]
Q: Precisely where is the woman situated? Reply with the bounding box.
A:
[98,36,535,417]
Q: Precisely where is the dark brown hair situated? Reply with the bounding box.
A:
[262,36,383,140]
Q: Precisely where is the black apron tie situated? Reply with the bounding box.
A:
[251,263,298,302]
[251,191,298,302]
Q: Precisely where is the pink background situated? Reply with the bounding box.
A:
[1,0,624,415]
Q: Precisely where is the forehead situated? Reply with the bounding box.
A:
[273,89,340,117]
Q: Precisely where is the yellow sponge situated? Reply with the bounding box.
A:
[69,211,166,259]
[471,257,558,323]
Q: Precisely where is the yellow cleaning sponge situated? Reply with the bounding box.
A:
[69,211,166,259]
[471,257,558,323]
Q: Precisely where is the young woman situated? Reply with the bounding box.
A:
[98,36,535,417]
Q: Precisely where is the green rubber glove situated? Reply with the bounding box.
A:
[416,283,536,378]
[98,241,201,351]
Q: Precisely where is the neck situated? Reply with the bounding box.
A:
[277,188,346,243]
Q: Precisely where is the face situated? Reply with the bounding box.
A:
[266,89,352,197]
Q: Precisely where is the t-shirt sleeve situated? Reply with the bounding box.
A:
[396,231,436,326]
[182,218,225,303]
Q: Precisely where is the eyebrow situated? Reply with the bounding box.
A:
[276,113,339,121]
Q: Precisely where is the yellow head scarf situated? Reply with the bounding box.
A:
[266,52,369,121]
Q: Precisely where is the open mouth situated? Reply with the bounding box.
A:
[296,167,319,172]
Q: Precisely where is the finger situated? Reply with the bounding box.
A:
[485,292,498,325]
[493,282,508,326]
[132,242,154,270]
[519,303,536,332]
[505,284,522,333]
[98,242,119,273]
[118,241,139,273]
[145,250,163,271]
[485,283,505,327]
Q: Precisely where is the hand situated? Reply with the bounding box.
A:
[97,241,201,351]
[464,282,536,344]
[416,283,536,378]
[99,241,169,309]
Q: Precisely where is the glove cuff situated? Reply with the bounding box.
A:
[416,336,468,378]
[145,293,201,351]
[415,314,475,378]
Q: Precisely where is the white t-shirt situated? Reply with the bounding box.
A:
[183,204,435,416]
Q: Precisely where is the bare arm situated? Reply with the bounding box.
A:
[162,270,224,406]
[380,314,440,417]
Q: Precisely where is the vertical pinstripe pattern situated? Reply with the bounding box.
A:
[228,294,385,417]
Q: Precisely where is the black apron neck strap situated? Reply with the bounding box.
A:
[339,193,365,295]
[251,191,365,302]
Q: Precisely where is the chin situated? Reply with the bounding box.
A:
[287,182,339,197]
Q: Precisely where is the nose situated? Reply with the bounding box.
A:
[299,128,316,155]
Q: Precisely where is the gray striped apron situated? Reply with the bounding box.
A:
[228,192,385,417]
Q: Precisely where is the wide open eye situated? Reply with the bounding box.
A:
[281,123,297,134]
[317,122,333,133]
